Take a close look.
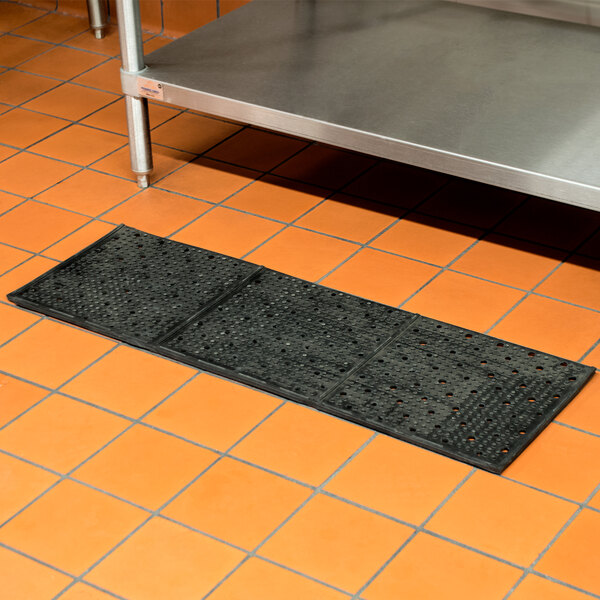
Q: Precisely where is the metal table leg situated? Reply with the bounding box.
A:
[86,0,108,39]
[116,0,153,188]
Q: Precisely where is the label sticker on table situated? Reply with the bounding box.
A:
[137,79,164,101]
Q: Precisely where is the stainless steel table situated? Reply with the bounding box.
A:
[116,0,600,211]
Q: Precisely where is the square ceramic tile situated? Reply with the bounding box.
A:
[0,374,47,427]
[0,108,68,148]
[81,98,181,135]
[0,35,51,67]
[321,247,439,307]
[208,557,348,600]
[0,256,56,299]
[0,155,79,197]
[23,84,117,121]
[35,170,138,216]
[537,509,600,596]
[143,373,281,451]
[419,179,525,229]
[325,435,470,524]
[343,161,447,208]
[0,452,58,524]
[206,128,308,171]
[151,112,242,154]
[296,194,401,243]
[231,403,372,485]
[370,214,482,267]
[223,175,327,222]
[163,458,311,549]
[71,59,121,93]
[20,46,105,80]
[158,157,259,202]
[273,145,376,190]
[427,470,575,565]
[0,320,115,388]
[0,302,39,345]
[102,187,211,237]
[42,221,115,261]
[246,227,358,281]
[0,479,147,574]
[536,256,600,312]
[30,125,126,166]
[171,207,284,258]
[0,70,60,105]
[0,394,128,473]
[558,373,600,436]
[402,270,524,331]
[453,234,566,290]
[59,583,115,600]
[92,143,195,183]
[496,197,600,251]
[0,201,88,252]
[63,345,194,418]
[259,493,412,593]
[0,3,47,32]
[0,546,71,600]
[15,13,88,42]
[490,295,600,360]
[504,424,600,502]
[510,574,594,600]
[74,425,216,509]
[363,533,521,600]
[86,517,244,599]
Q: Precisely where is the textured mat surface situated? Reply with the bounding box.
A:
[9,225,594,472]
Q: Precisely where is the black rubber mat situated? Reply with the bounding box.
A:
[9,225,593,473]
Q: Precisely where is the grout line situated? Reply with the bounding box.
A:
[199,432,380,599]
[502,480,600,600]
[51,395,288,599]
[482,221,600,335]
[0,363,596,519]
[396,195,532,313]
[579,336,600,364]
[351,468,477,598]
[553,420,600,440]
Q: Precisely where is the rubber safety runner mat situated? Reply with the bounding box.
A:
[8,225,594,473]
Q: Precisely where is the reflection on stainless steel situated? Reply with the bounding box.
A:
[120,0,600,209]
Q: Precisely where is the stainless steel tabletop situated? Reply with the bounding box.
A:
[122,0,600,210]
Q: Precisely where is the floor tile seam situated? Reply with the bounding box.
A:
[523,573,600,600]
[554,419,600,440]
[9,35,116,76]
[390,196,531,311]
[0,137,130,171]
[0,310,43,346]
[0,91,126,160]
[161,141,331,243]
[83,122,257,209]
[3,23,112,59]
[0,197,119,261]
[0,540,76,578]
[2,439,597,600]
[2,64,124,98]
[1,6,52,36]
[55,404,300,596]
[350,467,476,598]
[54,580,128,600]
[0,339,122,434]
[198,432,380,600]
[232,159,404,263]
[580,337,600,363]
[501,480,600,600]
[482,221,600,335]
[2,376,593,531]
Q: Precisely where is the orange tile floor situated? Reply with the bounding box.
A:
[1,3,600,600]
